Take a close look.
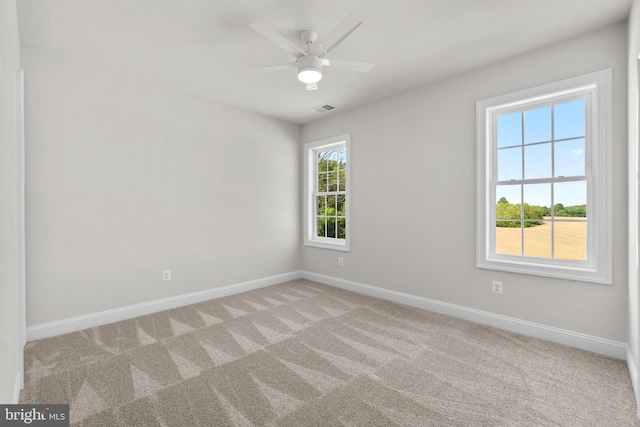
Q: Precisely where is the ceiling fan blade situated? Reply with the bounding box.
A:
[305,83,318,91]
[321,59,374,72]
[250,63,296,73]
[250,20,306,58]
[318,15,363,56]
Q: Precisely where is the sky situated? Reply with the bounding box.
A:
[496,98,586,207]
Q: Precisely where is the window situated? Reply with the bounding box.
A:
[304,134,350,251]
[476,70,611,284]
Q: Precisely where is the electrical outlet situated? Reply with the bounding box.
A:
[338,257,344,266]
[492,280,503,294]
[163,270,171,281]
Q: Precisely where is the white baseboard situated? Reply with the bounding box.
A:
[27,271,303,342]
[26,269,628,361]
[13,371,22,404]
[627,346,640,419]
[302,271,628,360]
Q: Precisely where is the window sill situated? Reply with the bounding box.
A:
[304,240,350,252]
[477,257,611,285]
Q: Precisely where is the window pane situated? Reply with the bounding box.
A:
[554,219,587,261]
[328,171,338,192]
[524,106,551,144]
[327,150,339,171]
[316,196,326,216]
[337,194,345,216]
[524,143,551,179]
[554,181,587,217]
[555,138,585,177]
[318,172,327,192]
[497,112,522,148]
[318,152,329,172]
[316,217,326,238]
[497,147,522,181]
[496,185,521,220]
[326,217,337,238]
[326,195,337,216]
[553,181,587,260]
[496,221,521,255]
[523,183,550,217]
[523,184,551,258]
[554,99,585,140]
[337,218,346,239]
[338,170,346,191]
[523,219,551,258]
[336,149,346,170]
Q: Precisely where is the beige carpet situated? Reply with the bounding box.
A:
[20,279,639,426]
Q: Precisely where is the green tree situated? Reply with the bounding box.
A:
[495,197,586,227]
[496,199,544,228]
[554,203,566,216]
[561,204,586,217]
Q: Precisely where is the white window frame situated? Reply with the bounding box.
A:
[304,134,351,251]
[476,70,612,284]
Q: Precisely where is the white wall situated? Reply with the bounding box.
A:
[628,0,640,413]
[0,0,21,403]
[22,47,301,326]
[302,23,628,342]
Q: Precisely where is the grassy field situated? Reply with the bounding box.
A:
[496,218,586,260]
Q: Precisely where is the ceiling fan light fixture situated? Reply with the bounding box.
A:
[298,67,322,83]
[297,55,323,83]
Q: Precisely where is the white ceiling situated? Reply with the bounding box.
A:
[17,0,632,125]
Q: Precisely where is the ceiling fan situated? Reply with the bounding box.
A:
[250,15,374,91]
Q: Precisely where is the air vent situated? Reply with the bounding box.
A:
[312,104,337,114]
